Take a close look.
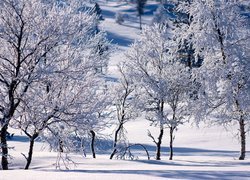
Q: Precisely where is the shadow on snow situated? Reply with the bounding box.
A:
[47,169,250,179]
[106,31,134,47]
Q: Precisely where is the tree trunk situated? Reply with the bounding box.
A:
[169,126,174,160]
[90,130,96,159]
[239,117,246,160]
[110,148,117,160]
[25,133,38,170]
[1,125,9,170]
[59,138,63,153]
[110,123,123,159]
[156,127,164,160]
[139,15,142,30]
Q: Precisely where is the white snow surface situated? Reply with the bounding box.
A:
[2,1,250,179]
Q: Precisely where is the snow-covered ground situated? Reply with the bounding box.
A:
[2,1,250,179]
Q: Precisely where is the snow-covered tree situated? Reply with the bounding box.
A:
[151,3,179,26]
[0,0,109,170]
[126,24,192,160]
[0,0,62,169]
[92,32,110,74]
[39,77,111,160]
[115,12,125,25]
[109,63,139,159]
[180,0,250,160]
[151,5,168,25]
[16,67,109,168]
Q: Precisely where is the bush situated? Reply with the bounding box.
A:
[115,12,124,24]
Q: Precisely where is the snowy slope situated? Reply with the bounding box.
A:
[1,1,250,180]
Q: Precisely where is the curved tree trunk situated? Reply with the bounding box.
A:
[239,117,246,160]
[25,133,38,170]
[110,123,123,159]
[122,143,150,160]
[90,130,96,159]
[156,127,164,160]
[110,148,117,160]
[1,125,8,170]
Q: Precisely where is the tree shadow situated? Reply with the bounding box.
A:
[102,9,116,19]
[143,4,158,16]
[121,23,139,30]
[134,159,250,168]
[128,144,242,157]
[8,135,29,143]
[45,169,250,179]
[100,2,129,8]
[106,31,134,47]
